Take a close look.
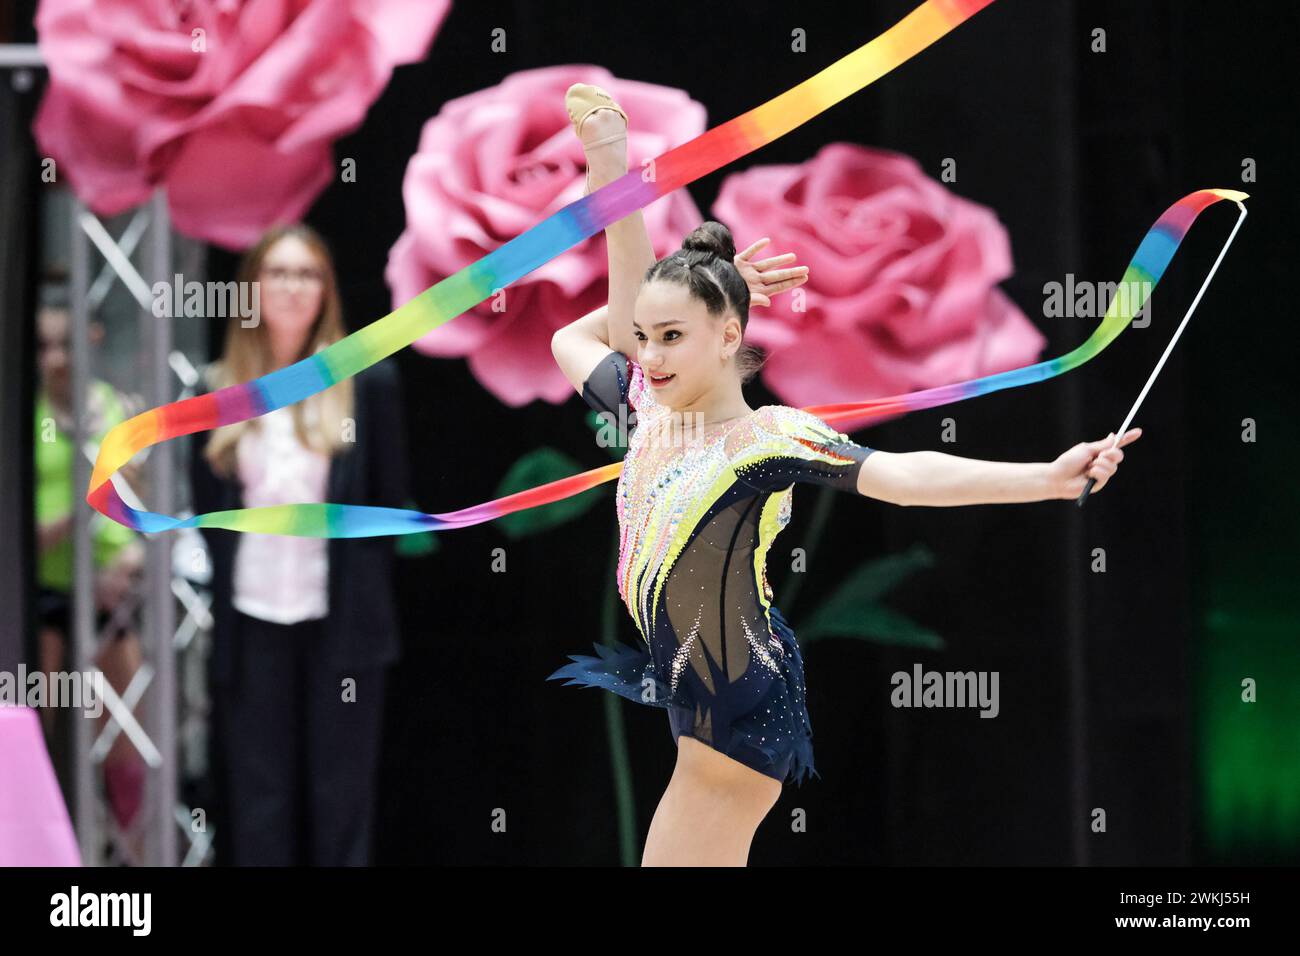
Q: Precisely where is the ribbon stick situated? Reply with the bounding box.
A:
[1075,196,1249,506]
[87,0,1000,537]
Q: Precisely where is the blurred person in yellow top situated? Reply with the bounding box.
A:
[33,289,148,834]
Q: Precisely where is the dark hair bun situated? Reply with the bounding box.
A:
[680,221,736,262]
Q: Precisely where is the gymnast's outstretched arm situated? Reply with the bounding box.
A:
[856,429,1143,505]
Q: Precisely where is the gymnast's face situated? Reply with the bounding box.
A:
[257,235,326,346]
[633,279,744,408]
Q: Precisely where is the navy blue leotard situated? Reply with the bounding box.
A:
[550,350,877,783]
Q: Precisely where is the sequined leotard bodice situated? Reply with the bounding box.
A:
[549,350,877,784]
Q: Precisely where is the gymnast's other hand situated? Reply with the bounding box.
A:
[734,237,809,307]
[1048,428,1143,498]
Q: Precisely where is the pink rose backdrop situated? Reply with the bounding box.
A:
[384,65,706,407]
[713,143,1045,410]
[33,0,450,249]
[34,3,1043,409]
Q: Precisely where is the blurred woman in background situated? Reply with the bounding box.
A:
[190,224,410,866]
[34,293,147,842]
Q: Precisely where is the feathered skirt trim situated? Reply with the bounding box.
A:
[548,605,818,786]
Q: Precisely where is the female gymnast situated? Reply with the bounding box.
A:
[549,83,1141,867]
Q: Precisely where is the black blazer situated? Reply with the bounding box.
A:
[188,358,411,684]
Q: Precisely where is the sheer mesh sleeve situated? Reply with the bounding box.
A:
[580,349,643,425]
[733,405,876,494]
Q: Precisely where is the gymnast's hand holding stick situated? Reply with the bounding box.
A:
[1051,428,1143,500]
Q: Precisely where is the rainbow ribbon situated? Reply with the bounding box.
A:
[87,0,1000,537]
[84,0,1245,538]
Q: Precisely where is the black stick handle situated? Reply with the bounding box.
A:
[1076,476,1097,507]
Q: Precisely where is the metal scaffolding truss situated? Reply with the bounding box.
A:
[68,193,214,867]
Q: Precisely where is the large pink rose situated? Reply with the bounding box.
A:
[33,0,449,250]
[713,143,1046,409]
[386,65,706,407]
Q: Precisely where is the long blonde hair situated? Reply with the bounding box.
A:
[203,224,355,478]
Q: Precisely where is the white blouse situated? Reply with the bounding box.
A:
[232,405,330,623]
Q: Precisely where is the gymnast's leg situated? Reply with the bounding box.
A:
[642,736,783,866]
[576,93,655,358]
